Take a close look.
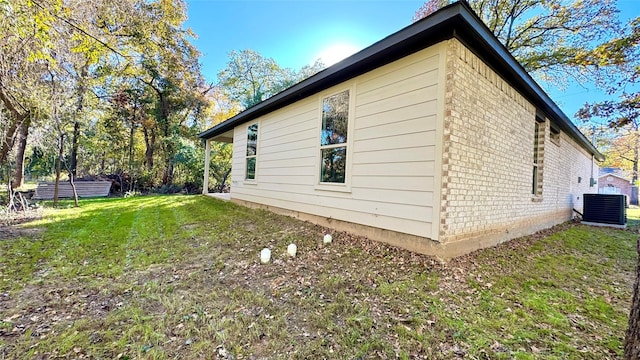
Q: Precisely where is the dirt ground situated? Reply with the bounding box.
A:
[0,209,43,239]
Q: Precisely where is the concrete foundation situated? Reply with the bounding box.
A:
[229,197,572,261]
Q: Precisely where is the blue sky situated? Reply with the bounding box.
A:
[185,0,423,73]
[184,0,640,120]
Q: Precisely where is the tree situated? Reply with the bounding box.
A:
[43,63,79,207]
[2,0,135,188]
[597,133,638,172]
[218,49,293,109]
[626,238,640,360]
[200,88,242,192]
[208,143,231,192]
[413,0,622,87]
[0,0,59,166]
[556,14,640,357]
[218,50,325,109]
[576,16,640,175]
[577,94,640,183]
[0,1,323,198]
[577,98,640,354]
[11,117,32,188]
[127,0,208,185]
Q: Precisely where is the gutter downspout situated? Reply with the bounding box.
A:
[590,154,597,188]
[590,126,597,188]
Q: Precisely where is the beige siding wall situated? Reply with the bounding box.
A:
[230,44,447,240]
[440,39,598,247]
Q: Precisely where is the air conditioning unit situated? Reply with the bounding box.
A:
[583,194,626,226]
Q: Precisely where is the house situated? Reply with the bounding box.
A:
[599,168,636,205]
[198,1,603,260]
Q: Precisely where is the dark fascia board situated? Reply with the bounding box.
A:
[198,3,460,140]
[198,1,604,161]
[450,5,604,161]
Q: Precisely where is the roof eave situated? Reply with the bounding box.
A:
[452,8,604,161]
[197,3,463,140]
[198,1,604,162]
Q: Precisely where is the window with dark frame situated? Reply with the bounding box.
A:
[319,90,349,184]
[245,123,258,180]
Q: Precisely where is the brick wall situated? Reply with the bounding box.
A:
[440,39,598,246]
[599,175,632,196]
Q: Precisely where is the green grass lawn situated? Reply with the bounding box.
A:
[627,207,640,231]
[0,195,636,359]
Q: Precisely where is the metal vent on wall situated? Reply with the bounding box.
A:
[583,194,626,225]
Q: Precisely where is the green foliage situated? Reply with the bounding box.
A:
[218,49,325,109]
[25,146,55,180]
[415,1,640,182]
[218,49,289,108]
[578,93,640,180]
[137,170,156,190]
[414,0,625,87]
[0,1,320,192]
[573,16,640,176]
[172,138,203,187]
[208,142,232,192]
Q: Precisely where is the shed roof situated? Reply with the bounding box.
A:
[198,1,604,161]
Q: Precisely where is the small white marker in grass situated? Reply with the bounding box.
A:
[260,248,271,264]
[287,243,297,257]
[323,234,332,244]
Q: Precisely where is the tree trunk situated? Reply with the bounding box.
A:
[68,171,79,207]
[631,133,639,206]
[217,167,232,193]
[6,174,14,212]
[143,127,155,171]
[0,113,28,166]
[0,84,28,165]
[162,160,173,185]
[70,64,87,177]
[0,116,20,165]
[632,132,639,184]
[100,151,106,174]
[625,237,640,359]
[157,91,174,186]
[128,105,137,173]
[11,117,31,189]
[70,121,80,177]
[53,134,64,208]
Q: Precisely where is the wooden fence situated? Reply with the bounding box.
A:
[33,181,112,200]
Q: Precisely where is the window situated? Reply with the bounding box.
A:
[532,117,545,197]
[319,90,350,184]
[245,123,258,180]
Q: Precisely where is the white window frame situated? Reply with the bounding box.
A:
[314,85,355,193]
[244,122,259,183]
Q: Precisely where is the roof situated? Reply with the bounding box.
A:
[198,1,604,161]
[599,168,632,181]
